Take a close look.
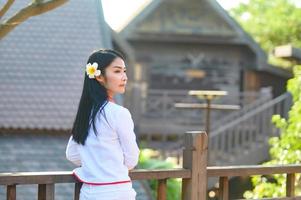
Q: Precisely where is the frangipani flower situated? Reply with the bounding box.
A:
[86,62,101,79]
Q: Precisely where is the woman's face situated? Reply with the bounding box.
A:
[96,57,127,97]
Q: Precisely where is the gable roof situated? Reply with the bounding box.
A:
[119,0,268,69]
[0,0,112,131]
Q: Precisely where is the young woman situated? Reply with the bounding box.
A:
[66,49,140,200]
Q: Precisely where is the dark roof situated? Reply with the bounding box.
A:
[0,134,150,200]
[120,0,237,38]
[0,0,111,130]
[263,64,292,79]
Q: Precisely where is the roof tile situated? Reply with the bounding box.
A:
[0,0,110,130]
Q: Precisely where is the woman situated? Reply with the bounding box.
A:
[66,49,140,200]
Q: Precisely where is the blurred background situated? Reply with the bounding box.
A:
[1,0,300,199]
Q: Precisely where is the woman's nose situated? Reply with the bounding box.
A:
[122,73,128,81]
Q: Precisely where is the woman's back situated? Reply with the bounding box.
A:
[67,102,139,184]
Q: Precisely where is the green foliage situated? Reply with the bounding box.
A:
[244,66,301,198]
[230,0,301,67]
[138,149,181,200]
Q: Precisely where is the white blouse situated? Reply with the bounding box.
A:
[66,102,140,184]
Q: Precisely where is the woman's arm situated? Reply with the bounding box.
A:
[116,108,140,170]
[65,136,82,166]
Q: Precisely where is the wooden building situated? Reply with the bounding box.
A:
[113,0,292,135]
[117,0,291,94]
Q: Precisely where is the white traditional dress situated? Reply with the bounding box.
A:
[66,102,140,200]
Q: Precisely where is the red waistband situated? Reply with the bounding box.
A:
[73,172,131,186]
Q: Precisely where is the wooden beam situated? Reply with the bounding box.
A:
[0,170,191,185]
[208,165,301,177]
[273,45,301,61]
[130,169,191,180]
[189,90,227,100]
[175,103,240,110]
[0,171,76,185]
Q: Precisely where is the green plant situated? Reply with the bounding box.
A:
[244,65,301,198]
[138,149,181,200]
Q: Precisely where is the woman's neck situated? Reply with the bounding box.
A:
[108,95,115,103]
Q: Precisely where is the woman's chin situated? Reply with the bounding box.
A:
[117,89,126,94]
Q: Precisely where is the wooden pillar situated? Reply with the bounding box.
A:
[157,179,167,200]
[286,173,295,197]
[74,182,82,200]
[219,177,229,200]
[38,184,54,200]
[7,185,16,200]
[182,131,208,200]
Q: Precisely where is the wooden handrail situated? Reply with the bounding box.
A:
[0,169,191,185]
[2,164,299,184]
[211,92,290,137]
[207,164,301,177]
[0,171,75,185]
[130,168,191,180]
[207,164,301,200]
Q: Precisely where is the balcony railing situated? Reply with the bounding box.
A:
[1,132,301,200]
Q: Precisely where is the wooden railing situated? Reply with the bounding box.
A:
[209,92,292,165]
[1,132,300,200]
[211,91,273,131]
[208,165,301,200]
[142,89,270,124]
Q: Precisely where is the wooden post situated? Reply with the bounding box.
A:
[7,185,16,200]
[157,179,167,200]
[219,177,229,200]
[38,184,54,200]
[286,173,295,197]
[205,99,211,135]
[74,182,82,200]
[182,131,208,200]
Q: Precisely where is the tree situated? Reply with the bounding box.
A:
[244,65,301,198]
[230,0,301,67]
[0,0,68,39]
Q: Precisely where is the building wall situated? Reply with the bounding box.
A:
[244,69,288,97]
[129,40,256,95]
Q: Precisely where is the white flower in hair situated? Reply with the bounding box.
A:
[86,62,101,79]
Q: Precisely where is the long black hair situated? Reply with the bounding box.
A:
[71,49,124,145]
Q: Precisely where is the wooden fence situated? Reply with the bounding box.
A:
[1,132,301,200]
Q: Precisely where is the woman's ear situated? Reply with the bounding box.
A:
[95,75,105,85]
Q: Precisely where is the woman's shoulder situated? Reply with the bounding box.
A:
[106,102,131,116]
